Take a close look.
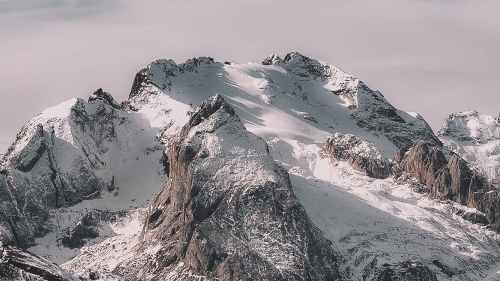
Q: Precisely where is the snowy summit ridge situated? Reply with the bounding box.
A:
[439,110,500,182]
[1,52,500,280]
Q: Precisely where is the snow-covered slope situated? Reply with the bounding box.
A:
[2,52,500,280]
[438,110,500,183]
[126,52,439,164]
[0,89,166,257]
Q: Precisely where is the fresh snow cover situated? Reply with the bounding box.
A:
[309,153,500,280]
[5,53,500,280]
[9,96,168,264]
[438,110,500,182]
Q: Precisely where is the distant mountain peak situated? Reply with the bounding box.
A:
[438,110,500,181]
[261,53,283,65]
[439,110,500,142]
[88,88,121,109]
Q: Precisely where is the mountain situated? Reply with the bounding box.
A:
[0,88,166,260]
[2,52,500,280]
[438,110,500,183]
[108,94,341,280]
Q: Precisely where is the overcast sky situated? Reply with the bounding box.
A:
[1,0,499,154]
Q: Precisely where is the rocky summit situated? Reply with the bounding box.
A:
[112,94,342,280]
[1,52,500,280]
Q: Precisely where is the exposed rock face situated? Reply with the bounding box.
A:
[371,261,438,281]
[128,56,216,100]
[392,140,500,231]
[62,212,99,249]
[262,54,283,65]
[113,94,342,280]
[0,99,110,247]
[455,209,489,225]
[350,83,441,150]
[393,141,450,196]
[321,133,391,179]
[0,242,77,281]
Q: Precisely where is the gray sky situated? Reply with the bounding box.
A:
[1,0,499,154]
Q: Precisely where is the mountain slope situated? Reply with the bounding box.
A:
[438,110,500,183]
[106,94,342,280]
[0,89,166,253]
[2,52,500,280]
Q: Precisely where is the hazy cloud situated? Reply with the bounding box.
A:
[1,0,499,153]
[0,0,124,20]
[0,0,65,13]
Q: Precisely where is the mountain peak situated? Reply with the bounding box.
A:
[88,88,121,109]
[438,110,500,181]
[261,53,283,65]
[112,94,342,280]
[179,56,215,72]
[188,93,235,127]
[438,110,500,142]
[282,51,330,78]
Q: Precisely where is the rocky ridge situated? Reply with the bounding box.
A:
[320,133,391,179]
[392,140,500,231]
[372,260,438,281]
[438,110,500,182]
[112,94,342,280]
[263,52,441,150]
[0,241,77,281]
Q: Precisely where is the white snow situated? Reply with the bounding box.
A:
[7,54,500,280]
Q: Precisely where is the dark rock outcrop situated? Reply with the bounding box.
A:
[393,141,484,205]
[283,52,332,80]
[0,242,76,281]
[88,88,121,109]
[262,54,283,65]
[113,94,342,280]
[372,261,438,281]
[455,209,489,225]
[0,174,33,249]
[393,140,500,231]
[321,133,391,179]
[351,84,442,150]
[62,212,99,249]
[128,71,154,101]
